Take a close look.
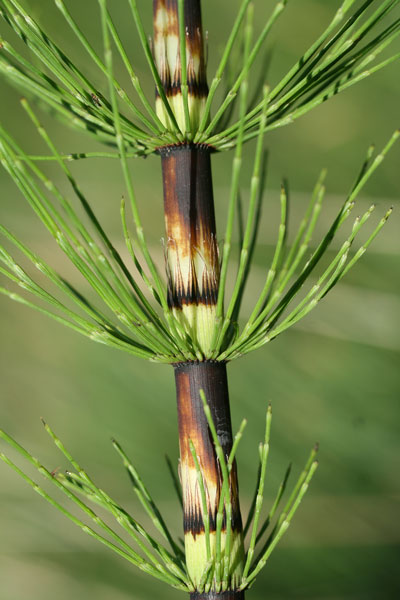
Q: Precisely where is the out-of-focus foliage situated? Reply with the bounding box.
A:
[0,1,399,599]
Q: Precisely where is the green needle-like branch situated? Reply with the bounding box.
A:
[0,1,398,595]
[0,110,397,362]
[0,403,318,592]
[112,438,184,561]
[0,0,397,151]
[217,131,398,361]
[0,426,189,590]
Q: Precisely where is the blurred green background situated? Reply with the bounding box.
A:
[0,1,399,599]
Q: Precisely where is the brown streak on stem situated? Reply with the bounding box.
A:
[155,1,246,589]
[160,145,219,308]
[174,361,242,536]
[153,0,208,97]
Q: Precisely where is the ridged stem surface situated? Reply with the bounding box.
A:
[160,145,219,355]
[155,2,245,595]
[174,361,244,591]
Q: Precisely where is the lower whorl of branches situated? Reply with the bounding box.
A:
[174,361,244,590]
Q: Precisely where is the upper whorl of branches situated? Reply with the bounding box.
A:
[0,0,399,152]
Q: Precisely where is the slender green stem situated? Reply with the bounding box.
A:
[212,3,253,352]
[104,7,173,138]
[112,439,184,560]
[42,420,187,583]
[100,0,193,360]
[0,429,186,588]
[212,86,268,355]
[199,0,288,141]
[242,405,271,580]
[188,438,212,564]
[243,461,319,587]
[195,0,251,137]
[215,418,247,589]
[255,463,292,545]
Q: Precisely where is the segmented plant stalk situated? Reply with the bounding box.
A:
[153,0,208,133]
[160,145,219,355]
[0,0,398,596]
[174,362,244,591]
[154,0,245,593]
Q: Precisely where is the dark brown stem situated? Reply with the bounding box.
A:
[174,361,242,535]
[153,0,208,97]
[154,2,245,593]
[160,145,219,310]
[161,146,245,592]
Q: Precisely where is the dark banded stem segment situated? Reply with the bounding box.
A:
[153,0,208,134]
[160,145,219,357]
[155,2,245,592]
[174,361,244,590]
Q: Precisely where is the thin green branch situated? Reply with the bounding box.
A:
[188,438,212,564]
[1,0,152,143]
[242,460,318,588]
[42,420,188,584]
[0,428,187,589]
[53,0,154,134]
[254,463,292,546]
[0,0,398,151]
[165,455,183,511]
[112,439,184,562]
[212,3,254,352]
[219,131,398,360]
[199,0,288,142]
[242,405,271,580]
[195,0,251,137]
[0,138,168,355]
[199,391,246,591]
[208,1,400,148]
[212,86,268,355]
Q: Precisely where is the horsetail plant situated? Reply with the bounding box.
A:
[0,0,399,598]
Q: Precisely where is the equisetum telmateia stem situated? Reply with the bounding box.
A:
[153,0,245,594]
